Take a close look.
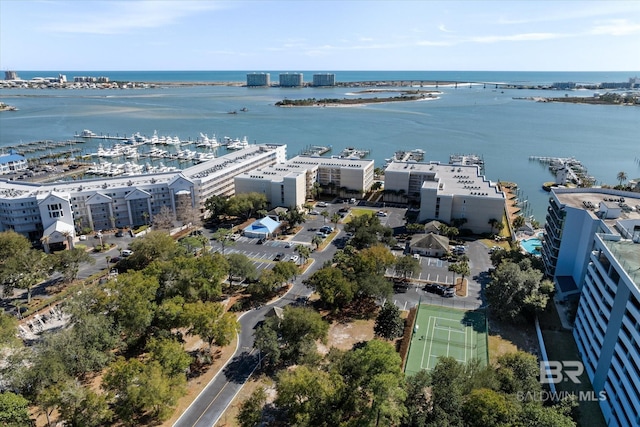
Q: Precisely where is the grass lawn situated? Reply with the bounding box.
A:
[344,208,377,222]
[541,329,606,427]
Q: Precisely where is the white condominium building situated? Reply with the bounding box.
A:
[0,144,286,249]
[234,155,375,209]
[541,188,640,426]
[573,224,640,427]
[383,161,505,234]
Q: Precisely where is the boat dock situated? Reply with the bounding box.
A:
[300,145,332,156]
[336,147,370,159]
[529,155,595,187]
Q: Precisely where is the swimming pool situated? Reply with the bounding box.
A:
[521,237,543,255]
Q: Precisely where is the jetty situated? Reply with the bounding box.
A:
[300,145,332,156]
[529,155,595,187]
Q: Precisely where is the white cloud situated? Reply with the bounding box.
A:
[438,24,454,33]
[589,19,640,36]
[43,1,228,35]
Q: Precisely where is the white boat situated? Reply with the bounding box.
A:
[226,136,249,150]
[78,129,97,138]
[197,133,220,148]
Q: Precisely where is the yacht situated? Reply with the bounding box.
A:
[226,136,249,150]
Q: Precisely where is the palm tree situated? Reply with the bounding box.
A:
[617,171,627,186]
[321,211,329,224]
[295,244,311,266]
[311,235,323,250]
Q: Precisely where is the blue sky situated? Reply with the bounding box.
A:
[1,0,639,71]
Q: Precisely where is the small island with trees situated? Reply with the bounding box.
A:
[275,89,440,107]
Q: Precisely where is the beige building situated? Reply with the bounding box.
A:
[384,161,505,234]
[234,155,375,208]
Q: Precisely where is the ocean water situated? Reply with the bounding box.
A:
[1,71,639,223]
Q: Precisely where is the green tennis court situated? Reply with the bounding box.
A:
[404,304,488,376]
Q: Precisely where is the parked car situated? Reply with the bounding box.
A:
[109,256,121,263]
[316,202,327,207]
[274,252,285,262]
[376,211,388,217]
[257,238,266,245]
[290,255,299,263]
[310,210,321,215]
[121,249,133,257]
[115,230,124,237]
[79,235,87,241]
[320,226,333,234]
[425,283,441,294]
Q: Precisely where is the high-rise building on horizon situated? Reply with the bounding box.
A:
[246,72,270,87]
[279,73,303,87]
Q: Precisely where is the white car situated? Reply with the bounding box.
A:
[290,255,299,263]
[121,249,133,257]
[376,211,388,217]
[79,235,87,241]
[316,202,327,207]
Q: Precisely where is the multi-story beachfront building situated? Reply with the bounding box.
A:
[572,224,640,427]
[246,73,271,87]
[234,155,374,208]
[0,144,286,249]
[540,188,640,426]
[312,73,336,87]
[279,73,303,87]
[541,188,640,300]
[383,161,505,234]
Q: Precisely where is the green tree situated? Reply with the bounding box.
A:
[128,230,185,269]
[403,370,431,427]
[57,382,113,427]
[0,312,20,347]
[0,391,32,427]
[304,267,356,309]
[272,261,299,285]
[184,301,240,353]
[449,259,470,289]
[356,245,396,276]
[226,192,268,220]
[496,351,541,396]
[237,387,267,427]
[105,271,159,345]
[211,227,235,255]
[428,356,464,426]
[203,194,228,223]
[226,253,257,285]
[395,254,421,279]
[295,244,311,265]
[374,302,405,340]
[462,388,518,427]
[0,231,32,299]
[485,259,547,321]
[53,247,95,282]
[311,234,324,250]
[103,357,186,424]
[146,337,192,378]
[512,215,526,229]
[248,269,281,299]
[279,306,329,365]
[6,248,52,303]
[284,207,306,232]
[275,366,341,426]
[337,339,407,425]
[320,210,329,224]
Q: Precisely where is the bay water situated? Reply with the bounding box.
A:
[1,71,639,223]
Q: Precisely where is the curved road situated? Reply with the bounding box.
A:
[173,247,333,427]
